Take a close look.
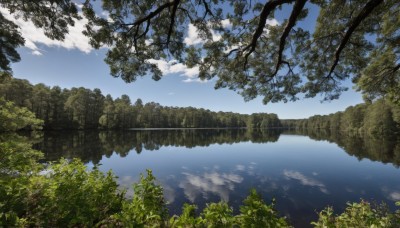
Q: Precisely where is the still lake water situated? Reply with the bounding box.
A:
[34,129,400,227]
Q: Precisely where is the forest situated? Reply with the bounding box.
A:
[0,77,281,130]
[2,77,400,140]
[282,99,400,138]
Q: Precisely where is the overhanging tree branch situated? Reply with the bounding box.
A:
[132,2,176,26]
[326,0,383,78]
[272,0,307,77]
[166,0,181,47]
[242,0,295,69]
[202,0,214,18]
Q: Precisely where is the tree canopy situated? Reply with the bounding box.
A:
[1,0,399,104]
[0,0,80,76]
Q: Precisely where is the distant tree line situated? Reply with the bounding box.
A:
[0,78,282,130]
[282,99,400,137]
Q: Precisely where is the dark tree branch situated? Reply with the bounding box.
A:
[282,60,294,75]
[327,0,383,78]
[202,0,214,18]
[392,63,400,73]
[272,0,307,77]
[242,0,296,69]
[133,1,176,26]
[166,0,181,47]
[137,19,151,40]
[178,7,194,23]
[224,48,239,57]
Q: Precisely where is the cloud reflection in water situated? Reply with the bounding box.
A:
[179,170,243,202]
[283,170,329,194]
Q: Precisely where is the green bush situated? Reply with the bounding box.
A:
[112,169,168,227]
[201,201,235,227]
[312,201,400,228]
[0,98,43,132]
[1,158,124,227]
[236,189,289,227]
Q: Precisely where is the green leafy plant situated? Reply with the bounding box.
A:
[0,98,43,132]
[237,189,290,227]
[312,200,400,228]
[200,201,235,227]
[170,203,202,227]
[112,169,168,227]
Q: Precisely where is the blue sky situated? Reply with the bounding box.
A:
[6,2,364,119]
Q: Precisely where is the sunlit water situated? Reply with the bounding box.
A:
[33,129,400,227]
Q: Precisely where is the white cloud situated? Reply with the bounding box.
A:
[179,170,243,202]
[389,192,400,201]
[235,164,245,171]
[183,22,226,46]
[163,184,176,204]
[263,19,280,35]
[0,7,93,56]
[147,58,205,83]
[221,19,232,28]
[184,24,204,45]
[182,78,208,84]
[266,18,279,27]
[32,50,43,56]
[381,186,400,201]
[283,170,329,194]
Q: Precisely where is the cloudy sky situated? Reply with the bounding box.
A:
[5,2,363,119]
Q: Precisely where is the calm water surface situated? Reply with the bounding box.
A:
[33,129,400,227]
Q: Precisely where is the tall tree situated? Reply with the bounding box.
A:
[99,94,117,129]
[363,100,396,137]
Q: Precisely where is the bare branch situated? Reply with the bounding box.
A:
[327,0,383,78]
[133,2,175,26]
[272,0,307,77]
[224,48,239,57]
[242,0,296,69]
[137,19,151,40]
[202,0,214,19]
[166,0,181,47]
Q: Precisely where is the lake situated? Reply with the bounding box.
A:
[33,129,400,227]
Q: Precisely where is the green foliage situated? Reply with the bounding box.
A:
[113,169,168,227]
[28,159,123,227]
[201,202,235,227]
[0,13,24,74]
[312,201,400,228]
[82,0,400,103]
[0,133,43,175]
[0,0,80,75]
[237,189,290,227]
[0,97,43,131]
[1,158,124,227]
[0,77,282,130]
[363,100,397,137]
[170,204,202,227]
[282,98,399,138]
[1,0,399,104]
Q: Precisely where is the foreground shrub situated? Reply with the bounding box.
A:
[1,158,124,227]
[112,169,168,227]
[236,189,289,227]
[312,201,400,228]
